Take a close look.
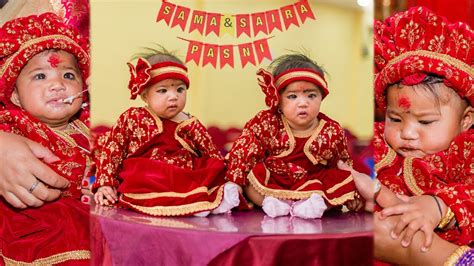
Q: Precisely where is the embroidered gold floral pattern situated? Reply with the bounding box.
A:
[226,110,355,205]
[94,107,223,189]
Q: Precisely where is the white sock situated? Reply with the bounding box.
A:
[262,196,292,218]
[290,193,327,219]
[212,182,240,214]
[194,210,210,217]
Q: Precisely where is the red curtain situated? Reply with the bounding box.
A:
[408,0,474,27]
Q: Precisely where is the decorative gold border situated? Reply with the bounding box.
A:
[386,50,474,77]
[174,117,199,156]
[275,71,328,90]
[375,146,397,173]
[274,115,296,158]
[443,245,471,266]
[0,35,89,77]
[295,179,322,191]
[144,106,163,134]
[326,175,354,194]
[150,66,188,78]
[303,120,327,165]
[403,157,424,196]
[247,167,354,205]
[2,250,90,266]
[49,119,90,149]
[123,186,218,200]
[119,185,224,216]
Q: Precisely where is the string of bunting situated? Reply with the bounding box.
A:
[157,0,315,37]
[179,36,274,69]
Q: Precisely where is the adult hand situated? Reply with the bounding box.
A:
[337,160,375,211]
[0,132,69,208]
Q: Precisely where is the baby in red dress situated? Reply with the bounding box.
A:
[93,48,240,217]
[0,13,91,265]
[226,53,359,219]
[339,7,474,264]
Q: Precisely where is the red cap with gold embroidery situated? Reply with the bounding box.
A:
[0,12,89,107]
[374,7,474,111]
[127,59,190,100]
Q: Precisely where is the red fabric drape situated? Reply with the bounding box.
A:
[407,0,474,27]
[208,233,373,266]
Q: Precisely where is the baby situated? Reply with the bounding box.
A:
[93,47,240,217]
[226,53,359,219]
[0,13,92,264]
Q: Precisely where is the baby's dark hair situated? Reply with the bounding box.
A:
[390,75,467,109]
[269,53,326,78]
[132,44,184,65]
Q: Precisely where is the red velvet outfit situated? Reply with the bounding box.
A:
[0,12,91,265]
[94,107,226,216]
[226,109,356,207]
[0,110,92,265]
[374,122,474,246]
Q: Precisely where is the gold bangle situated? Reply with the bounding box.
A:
[443,245,470,266]
[438,207,455,230]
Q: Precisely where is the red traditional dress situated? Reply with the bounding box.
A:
[226,109,356,207]
[0,110,92,265]
[374,122,474,246]
[0,13,91,264]
[94,106,227,216]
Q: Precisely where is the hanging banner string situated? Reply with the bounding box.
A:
[157,0,315,38]
[178,36,275,68]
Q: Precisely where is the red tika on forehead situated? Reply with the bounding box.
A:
[398,96,411,109]
[47,54,62,68]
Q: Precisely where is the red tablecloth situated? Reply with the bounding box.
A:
[91,205,372,265]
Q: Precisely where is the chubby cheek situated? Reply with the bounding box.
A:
[383,126,401,149]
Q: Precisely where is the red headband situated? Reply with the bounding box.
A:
[257,68,329,112]
[274,68,329,98]
[374,7,474,111]
[127,59,190,100]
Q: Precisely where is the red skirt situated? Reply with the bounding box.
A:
[248,162,355,206]
[118,156,226,216]
[0,198,90,265]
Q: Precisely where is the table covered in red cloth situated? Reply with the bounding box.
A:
[91,206,372,266]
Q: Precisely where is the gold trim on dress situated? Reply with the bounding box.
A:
[375,146,397,172]
[49,119,90,151]
[123,186,219,200]
[386,50,474,77]
[326,175,353,194]
[247,167,354,205]
[274,115,296,158]
[0,35,89,77]
[403,157,424,196]
[144,106,163,134]
[119,185,224,216]
[295,179,322,191]
[2,250,90,266]
[303,119,327,165]
[175,117,199,156]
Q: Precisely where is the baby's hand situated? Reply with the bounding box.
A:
[380,195,440,252]
[346,196,364,211]
[94,186,118,206]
